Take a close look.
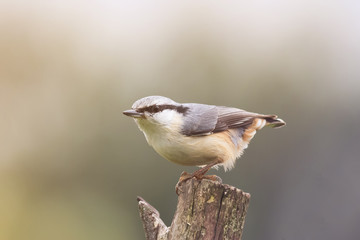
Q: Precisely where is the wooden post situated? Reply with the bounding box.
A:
[138,177,251,240]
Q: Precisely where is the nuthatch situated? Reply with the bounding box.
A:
[123,96,285,180]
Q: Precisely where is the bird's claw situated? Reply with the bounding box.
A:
[175,171,222,195]
[175,171,192,195]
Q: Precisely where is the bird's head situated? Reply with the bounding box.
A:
[123,96,189,130]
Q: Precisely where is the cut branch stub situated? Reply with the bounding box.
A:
[137,196,169,240]
[138,177,251,240]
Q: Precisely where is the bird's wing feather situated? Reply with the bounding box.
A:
[181,103,218,136]
[213,106,260,133]
[181,104,268,136]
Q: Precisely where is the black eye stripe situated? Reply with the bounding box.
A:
[137,104,189,115]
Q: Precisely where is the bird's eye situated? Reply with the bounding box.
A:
[152,105,160,113]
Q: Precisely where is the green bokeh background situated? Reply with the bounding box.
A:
[1,1,360,239]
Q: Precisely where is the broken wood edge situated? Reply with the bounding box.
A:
[137,196,169,240]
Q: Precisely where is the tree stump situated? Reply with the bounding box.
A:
[137,177,251,240]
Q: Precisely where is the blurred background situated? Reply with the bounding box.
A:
[1,0,360,239]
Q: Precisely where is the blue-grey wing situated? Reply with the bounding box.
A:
[181,104,270,136]
[181,103,218,136]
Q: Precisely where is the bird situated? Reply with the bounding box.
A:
[123,96,285,182]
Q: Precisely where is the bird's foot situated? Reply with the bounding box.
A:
[200,174,222,183]
[175,171,222,195]
[175,171,192,195]
[178,171,193,182]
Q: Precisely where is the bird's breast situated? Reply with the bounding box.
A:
[147,128,244,169]
[135,118,248,171]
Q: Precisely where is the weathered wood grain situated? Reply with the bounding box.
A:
[138,177,250,240]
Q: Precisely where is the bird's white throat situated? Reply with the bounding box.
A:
[134,110,183,146]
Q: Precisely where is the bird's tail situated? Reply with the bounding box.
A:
[263,115,286,129]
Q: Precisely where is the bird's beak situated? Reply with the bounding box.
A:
[123,109,144,118]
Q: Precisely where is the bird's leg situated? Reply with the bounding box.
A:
[191,161,220,179]
[176,160,222,195]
